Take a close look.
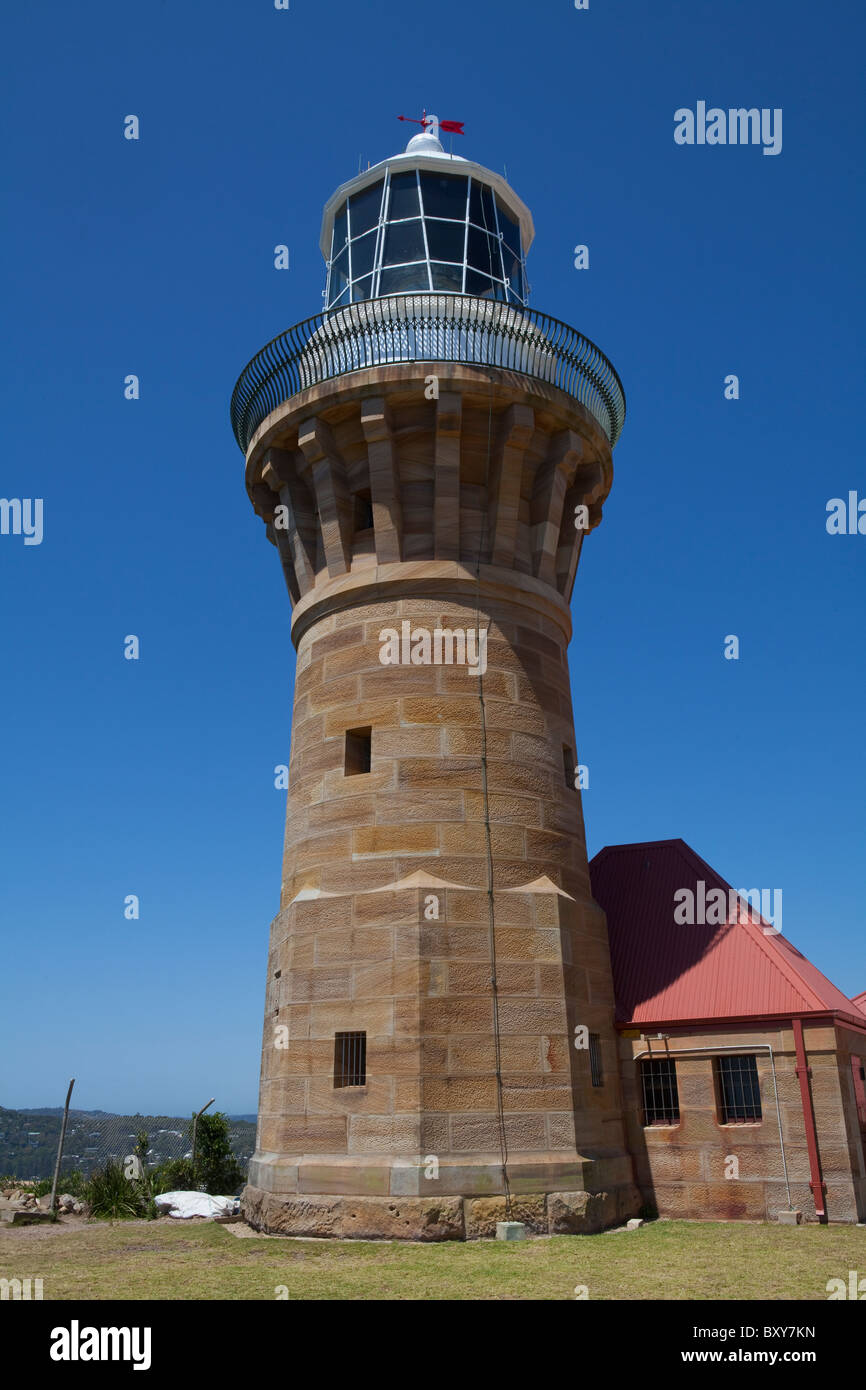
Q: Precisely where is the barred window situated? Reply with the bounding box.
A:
[334,1032,366,1088]
[716,1054,762,1123]
[640,1058,680,1125]
[589,1033,604,1087]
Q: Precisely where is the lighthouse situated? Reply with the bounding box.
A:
[233,117,638,1239]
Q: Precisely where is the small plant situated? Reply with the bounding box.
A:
[86,1160,156,1220]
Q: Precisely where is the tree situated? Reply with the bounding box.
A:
[194,1112,243,1195]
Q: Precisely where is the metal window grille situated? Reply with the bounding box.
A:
[716,1054,762,1123]
[334,1032,367,1089]
[640,1058,680,1125]
[562,745,575,789]
[345,727,372,776]
[589,1033,603,1087]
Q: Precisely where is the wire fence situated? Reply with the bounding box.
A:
[0,1109,255,1184]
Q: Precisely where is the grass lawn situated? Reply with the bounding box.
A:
[2,1217,864,1300]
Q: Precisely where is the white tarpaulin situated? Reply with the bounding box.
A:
[154,1191,239,1219]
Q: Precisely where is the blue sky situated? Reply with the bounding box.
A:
[2,0,863,1115]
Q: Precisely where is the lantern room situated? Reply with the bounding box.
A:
[319,116,534,309]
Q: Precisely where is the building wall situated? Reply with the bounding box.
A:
[249,588,633,1200]
[835,1023,866,1219]
[619,1022,866,1223]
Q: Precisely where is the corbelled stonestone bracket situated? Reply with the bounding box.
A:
[297,417,353,578]
[263,446,319,599]
[245,365,614,610]
[361,398,403,566]
[434,392,462,561]
[531,430,584,588]
[487,403,535,569]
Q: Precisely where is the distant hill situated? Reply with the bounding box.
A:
[0,1106,255,1181]
[13,1107,113,1117]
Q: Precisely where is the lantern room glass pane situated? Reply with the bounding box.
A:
[424,218,466,263]
[502,248,524,300]
[430,262,464,291]
[351,274,373,302]
[329,246,349,302]
[387,170,420,220]
[496,198,522,258]
[465,269,499,299]
[467,227,501,279]
[379,263,431,295]
[469,179,496,231]
[419,172,467,220]
[350,229,377,279]
[349,180,384,237]
[332,206,348,256]
[383,219,425,265]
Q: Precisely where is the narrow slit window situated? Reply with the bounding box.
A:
[589,1033,604,1087]
[563,745,576,789]
[334,1031,367,1088]
[716,1055,762,1124]
[345,727,372,776]
[640,1058,680,1126]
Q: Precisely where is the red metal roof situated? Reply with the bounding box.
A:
[853,991,866,1017]
[590,839,865,1029]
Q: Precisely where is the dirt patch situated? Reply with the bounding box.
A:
[0,1214,177,1245]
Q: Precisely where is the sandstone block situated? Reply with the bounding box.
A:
[547,1189,617,1235]
[466,1196,546,1237]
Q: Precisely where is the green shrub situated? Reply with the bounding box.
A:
[85,1160,157,1220]
[57,1169,88,1198]
[194,1112,243,1195]
[149,1158,197,1193]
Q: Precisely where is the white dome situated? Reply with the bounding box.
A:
[405,130,445,155]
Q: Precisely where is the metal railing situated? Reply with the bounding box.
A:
[230,293,626,453]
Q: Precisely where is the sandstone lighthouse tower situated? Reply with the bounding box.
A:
[232,117,637,1239]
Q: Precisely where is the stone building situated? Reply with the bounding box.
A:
[593,839,866,1225]
[232,120,864,1236]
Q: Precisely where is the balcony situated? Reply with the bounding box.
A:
[230,293,625,454]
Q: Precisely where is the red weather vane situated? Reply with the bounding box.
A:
[398,111,465,138]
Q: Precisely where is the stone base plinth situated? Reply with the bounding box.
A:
[241,1181,640,1241]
